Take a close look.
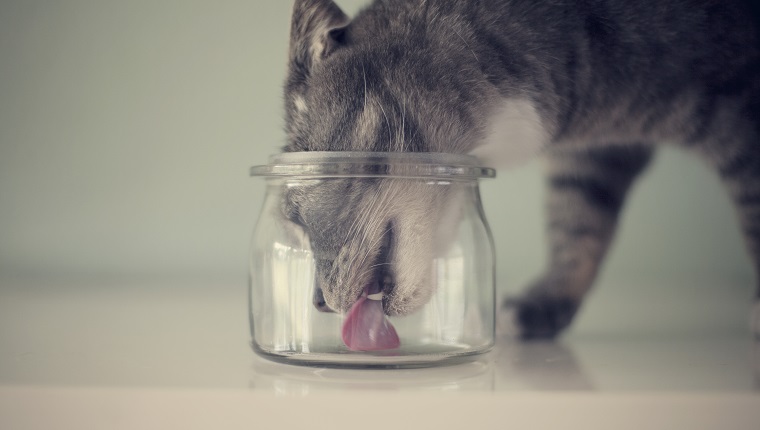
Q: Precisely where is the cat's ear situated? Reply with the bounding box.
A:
[289,0,350,70]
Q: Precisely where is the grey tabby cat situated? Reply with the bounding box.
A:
[281,0,760,338]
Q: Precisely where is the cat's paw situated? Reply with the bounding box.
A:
[499,293,579,340]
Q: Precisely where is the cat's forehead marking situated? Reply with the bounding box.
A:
[471,98,548,168]
[355,98,380,143]
[294,95,308,113]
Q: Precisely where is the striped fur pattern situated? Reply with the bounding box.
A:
[282,0,760,337]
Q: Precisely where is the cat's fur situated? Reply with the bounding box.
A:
[282,0,760,338]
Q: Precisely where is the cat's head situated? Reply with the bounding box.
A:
[284,0,493,153]
[280,0,486,316]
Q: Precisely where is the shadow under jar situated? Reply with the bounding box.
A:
[249,152,496,368]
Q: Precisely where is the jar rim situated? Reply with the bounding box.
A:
[250,151,496,180]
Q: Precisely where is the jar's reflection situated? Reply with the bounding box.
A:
[493,338,595,391]
[754,339,760,390]
[249,338,596,394]
[250,353,496,394]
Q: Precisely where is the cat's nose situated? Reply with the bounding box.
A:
[313,286,334,313]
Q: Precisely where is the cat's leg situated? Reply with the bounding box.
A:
[714,145,760,338]
[502,145,654,339]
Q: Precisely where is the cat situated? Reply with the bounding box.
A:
[280,0,760,338]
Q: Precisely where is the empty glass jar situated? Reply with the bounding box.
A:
[249,152,496,368]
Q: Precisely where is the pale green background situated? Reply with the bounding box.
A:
[0,0,754,297]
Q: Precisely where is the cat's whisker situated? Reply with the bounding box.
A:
[351,187,389,266]
[377,100,393,150]
[355,225,394,275]
[362,64,368,111]
[344,185,382,244]
[453,28,479,65]
[402,92,407,151]
[369,262,393,268]
[351,187,397,275]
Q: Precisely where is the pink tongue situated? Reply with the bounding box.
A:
[341,287,400,351]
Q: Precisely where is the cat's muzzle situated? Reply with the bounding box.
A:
[313,221,396,314]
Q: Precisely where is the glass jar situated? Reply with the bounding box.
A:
[249,152,496,368]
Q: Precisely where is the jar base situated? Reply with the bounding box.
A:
[251,341,493,369]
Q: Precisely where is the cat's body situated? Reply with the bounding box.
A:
[283,0,760,337]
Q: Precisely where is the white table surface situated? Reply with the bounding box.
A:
[1,275,759,429]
